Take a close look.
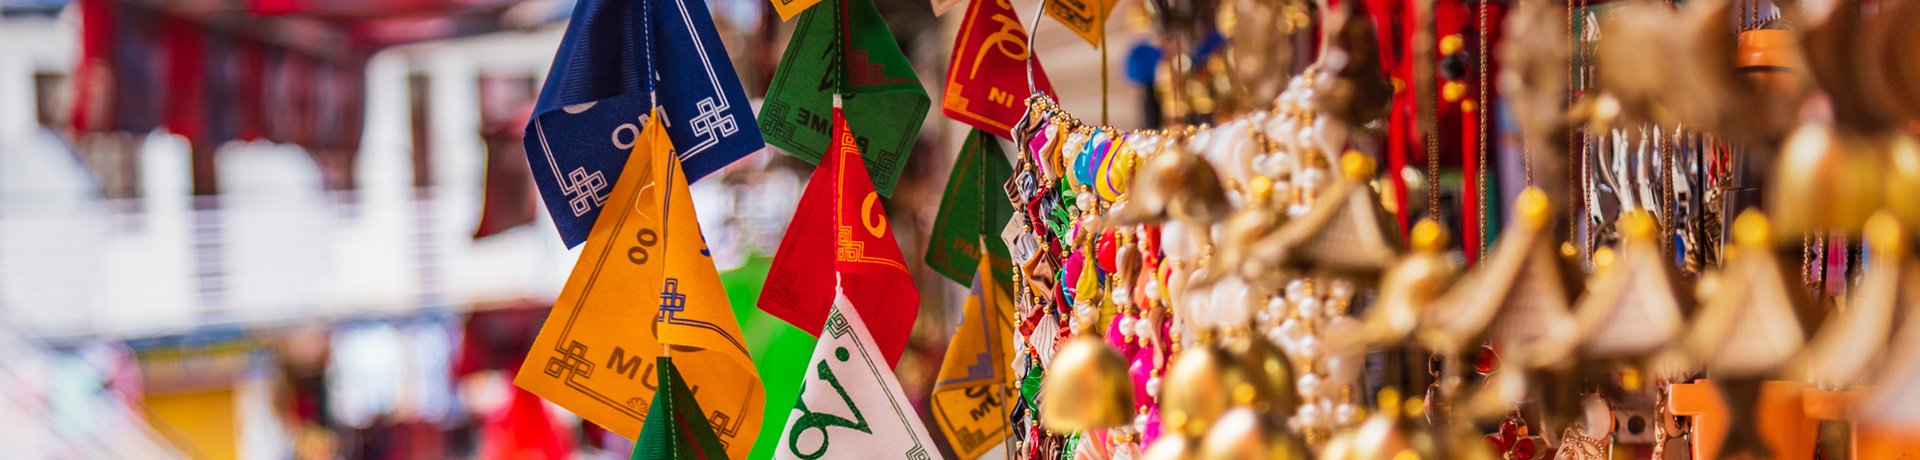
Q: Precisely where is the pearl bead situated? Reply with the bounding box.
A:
[1147,376,1163,398]
[1077,191,1095,211]
[1297,335,1321,361]
[1284,280,1309,301]
[1297,372,1323,398]
[1296,167,1326,192]
[1277,318,1306,352]
[1118,315,1136,335]
[1328,279,1355,302]
[1295,297,1323,319]
[1134,316,1155,340]
[1297,401,1323,426]
[1145,279,1162,301]
[1335,403,1359,425]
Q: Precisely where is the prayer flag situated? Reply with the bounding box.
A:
[525,0,762,247]
[772,288,945,460]
[760,104,920,367]
[945,0,1055,137]
[631,357,731,460]
[517,109,763,459]
[929,258,1018,459]
[769,0,822,22]
[759,0,928,197]
[1045,0,1120,48]
[926,129,1016,285]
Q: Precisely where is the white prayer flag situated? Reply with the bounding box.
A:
[774,287,945,460]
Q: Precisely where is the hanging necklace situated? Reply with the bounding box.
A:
[1476,0,1493,259]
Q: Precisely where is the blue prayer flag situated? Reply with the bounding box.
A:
[525,0,763,247]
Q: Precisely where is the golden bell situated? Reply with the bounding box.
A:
[1198,408,1308,460]
[1572,211,1691,361]
[1160,345,1256,437]
[1039,335,1138,432]
[1227,330,1300,415]
[1769,122,1884,238]
[1684,210,1807,378]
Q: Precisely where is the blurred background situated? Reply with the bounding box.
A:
[0,0,1146,458]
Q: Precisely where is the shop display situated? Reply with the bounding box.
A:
[28,0,1920,457]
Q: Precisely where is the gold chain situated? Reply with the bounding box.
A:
[1477,0,1491,258]
[1568,0,1578,243]
[1426,13,1442,221]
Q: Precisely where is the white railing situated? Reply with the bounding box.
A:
[0,182,574,341]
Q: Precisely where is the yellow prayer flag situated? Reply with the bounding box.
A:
[516,108,764,459]
[769,0,822,22]
[929,256,1018,459]
[1045,0,1119,47]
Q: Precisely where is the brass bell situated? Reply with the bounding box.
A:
[1160,345,1256,438]
[1225,327,1300,415]
[1420,188,1579,366]
[1769,122,1884,238]
[1040,257,1138,432]
[1198,408,1308,460]
[1573,211,1691,361]
[1684,210,1806,378]
[1039,334,1138,432]
[1252,152,1405,278]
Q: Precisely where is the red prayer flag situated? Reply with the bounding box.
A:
[943,0,1055,138]
[759,104,920,367]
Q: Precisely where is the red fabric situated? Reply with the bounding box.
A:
[70,0,115,133]
[236,40,268,141]
[760,106,921,367]
[481,385,574,460]
[943,0,1056,138]
[162,16,207,144]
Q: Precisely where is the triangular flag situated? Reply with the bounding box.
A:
[759,0,929,197]
[632,357,731,460]
[524,0,762,247]
[768,0,821,21]
[1044,0,1120,47]
[480,384,575,459]
[517,109,764,459]
[760,105,920,367]
[772,288,946,460]
[929,257,1018,459]
[944,0,1055,137]
[926,130,1016,285]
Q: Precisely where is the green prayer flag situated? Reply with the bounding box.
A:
[633,357,732,460]
[926,129,1015,287]
[758,0,928,197]
[721,255,817,460]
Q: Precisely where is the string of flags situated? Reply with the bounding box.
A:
[516,0,1057,453]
